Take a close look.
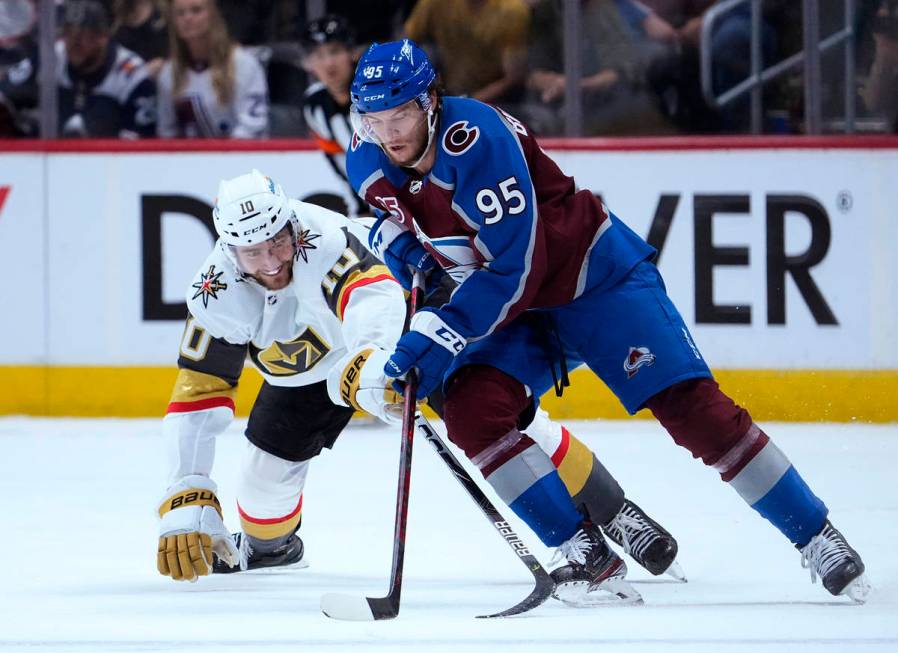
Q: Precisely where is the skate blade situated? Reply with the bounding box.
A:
[553,578,644,607]
[663,560,687,582]
[841,573,871,604]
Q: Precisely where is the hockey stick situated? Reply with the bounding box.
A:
[415,414,555,618]
[320,271,424,621]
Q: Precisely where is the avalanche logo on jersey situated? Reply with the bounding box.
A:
[350,131,362,152]
[624,346,656,379]
[442,120,479,156]
[294,228,321,263]
[191,265,228,308]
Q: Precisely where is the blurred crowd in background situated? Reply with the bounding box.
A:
[0,0,896,141]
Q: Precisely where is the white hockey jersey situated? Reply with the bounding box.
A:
[156,46,269,138]
[162,200,403,484]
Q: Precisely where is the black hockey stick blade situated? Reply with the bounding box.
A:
[477,565,555,619]
[414,414,555,618]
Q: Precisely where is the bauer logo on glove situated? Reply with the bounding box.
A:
[327,347,404,424]
[161,488,221,514]
[156,475,239,582]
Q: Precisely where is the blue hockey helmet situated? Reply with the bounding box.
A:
[350,39,436,114]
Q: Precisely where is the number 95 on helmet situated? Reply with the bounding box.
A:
[349,39,436,143]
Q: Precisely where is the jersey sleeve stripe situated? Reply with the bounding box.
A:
[166,395,236,414]
[358,169,385,199]
[337,269,396,320]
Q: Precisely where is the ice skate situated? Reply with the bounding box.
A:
[213,532,307,574]
[549,522,643,606]
[602,499,686,581]
[799,520,870,603]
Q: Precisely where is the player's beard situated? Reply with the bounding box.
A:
[385,115,433,169]
[251,256,294,290]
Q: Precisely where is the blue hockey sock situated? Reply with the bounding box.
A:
[485,444,582,547]
[728,440,827,547]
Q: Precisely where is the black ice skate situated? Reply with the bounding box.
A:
[549,522,643,606]
[799,520,870,603]
[602,499,686,581]
[213,532,307,574]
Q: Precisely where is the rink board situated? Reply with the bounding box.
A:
[1,137,896,420]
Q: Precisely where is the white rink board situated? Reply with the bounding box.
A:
[0,154,47,363]
[1,146,897,368]
[555,149,898,369]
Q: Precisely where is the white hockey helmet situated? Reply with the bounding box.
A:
[213,169,295,247]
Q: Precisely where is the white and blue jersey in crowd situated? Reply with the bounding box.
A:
[348,96,826,548]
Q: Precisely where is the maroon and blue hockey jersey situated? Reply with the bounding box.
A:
[346,96,654,341]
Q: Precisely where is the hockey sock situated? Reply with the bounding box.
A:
[723,432,828,547]
[237,495,303,552]
[522,410,625,524]
[477,438,583,547]
[647,378,827,548]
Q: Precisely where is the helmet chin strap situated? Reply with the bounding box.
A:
[402,108,437,171]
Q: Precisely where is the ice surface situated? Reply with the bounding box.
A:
[0,417,895,653]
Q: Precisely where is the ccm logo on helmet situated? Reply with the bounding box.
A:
[442,121,479,156]
[243,224,269,236]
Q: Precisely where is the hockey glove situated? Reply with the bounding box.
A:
[157,475,239,582]
[384,309,466,399]
[383,231,445,293]
[327,347,404,424]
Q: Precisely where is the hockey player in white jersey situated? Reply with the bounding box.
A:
[156,170,684,599]
[156,170,405,580]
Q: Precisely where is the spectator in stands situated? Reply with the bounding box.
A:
[0,0,35,76]
[112,0,168,78]
[523,0,674,135]
[300,15,368,216]
[0,0,37,136]
[636,0,719,132]
[642,0,783,132]
[157,0,269,138]
[0,0,157,138]
[639,0,714,48]
[862,0,898,132]
[404,0,530,105]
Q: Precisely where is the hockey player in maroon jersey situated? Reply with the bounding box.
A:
[155,170,683,601]
[346,39,870,603]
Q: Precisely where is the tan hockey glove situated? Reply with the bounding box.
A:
[327,347,404,424]
[156,475,239,581]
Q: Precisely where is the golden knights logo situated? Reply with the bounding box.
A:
[249,328,331,376]
[294,228,321,263]
[191,265,228,308]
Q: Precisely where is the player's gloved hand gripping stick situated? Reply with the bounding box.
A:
[321,270,554,619]
[320,270,425,621]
